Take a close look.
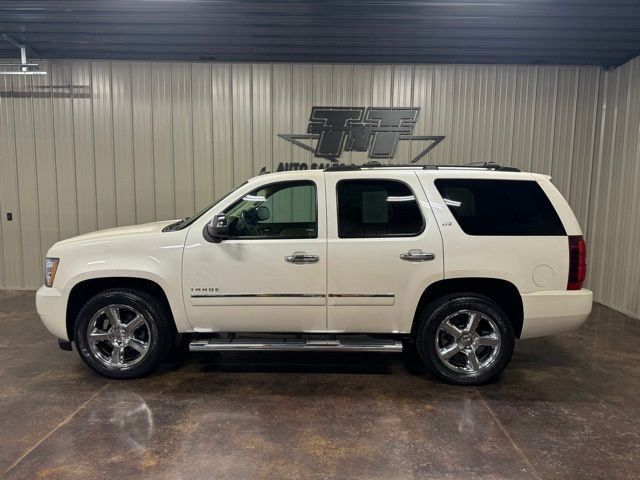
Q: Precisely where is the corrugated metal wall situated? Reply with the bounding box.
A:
[587,56,640,318]
[0,59,636,319]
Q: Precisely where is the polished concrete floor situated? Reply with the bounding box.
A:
[1,290,639,479]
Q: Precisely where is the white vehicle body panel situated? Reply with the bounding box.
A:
[417,171,569,294]
[324,170,444,333]
[36,167,592,343]
[182,171,327,332]
[520,289,593,338]
[36,221,191,340]
[415,169,592,338]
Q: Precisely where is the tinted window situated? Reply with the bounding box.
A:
[435,179,566,236]
[337,180,424,238]
[223,181,317,238]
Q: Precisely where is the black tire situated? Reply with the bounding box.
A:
[74,288,174,379]
[415,293,514,385]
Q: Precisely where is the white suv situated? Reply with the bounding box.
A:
[36,163,592,385]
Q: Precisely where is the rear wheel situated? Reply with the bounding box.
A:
[415,294,514,385]
[74,289,174,379]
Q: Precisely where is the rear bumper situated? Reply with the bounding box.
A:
[35,285,69,340]
[520,289,593,339]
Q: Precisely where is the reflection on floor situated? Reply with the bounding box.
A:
[1,290,638,479]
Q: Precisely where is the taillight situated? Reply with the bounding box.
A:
[568,235,586,290]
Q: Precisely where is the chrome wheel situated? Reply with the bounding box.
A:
[87,304,151,369]
[435,309,501,376]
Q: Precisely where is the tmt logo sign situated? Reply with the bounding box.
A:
[309,107,418,159]
[276,106,444,171]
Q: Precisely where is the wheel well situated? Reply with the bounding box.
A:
[66,277,175,341]
[411,278,524,338]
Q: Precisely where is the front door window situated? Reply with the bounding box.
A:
[223,181,317,239]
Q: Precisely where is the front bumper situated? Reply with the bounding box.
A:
[520,289,593,339]
[35,285,69,340]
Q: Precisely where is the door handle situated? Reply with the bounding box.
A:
[285,251,320,264]
[400,249,435,262]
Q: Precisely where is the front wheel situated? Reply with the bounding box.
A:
[415,294,515,385]
[74,289,174,379]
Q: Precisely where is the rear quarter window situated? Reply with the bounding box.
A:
[434,179,566,236]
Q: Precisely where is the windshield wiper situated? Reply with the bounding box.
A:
[162,217,189,232]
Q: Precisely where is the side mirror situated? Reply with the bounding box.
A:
[206,214,229,242]
[256,205,270,221]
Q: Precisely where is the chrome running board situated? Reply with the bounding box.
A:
[189,337,403,353]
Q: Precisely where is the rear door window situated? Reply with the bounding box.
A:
[336,179,424,238]
[434,179,566,236]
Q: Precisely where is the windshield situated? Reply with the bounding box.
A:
[164,181,248,231]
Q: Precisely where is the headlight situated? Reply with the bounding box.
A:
[44,257,60,287]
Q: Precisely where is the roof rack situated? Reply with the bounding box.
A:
[324,162,520,172]
[323,164,361,171]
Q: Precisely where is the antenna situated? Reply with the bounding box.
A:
[0,34,46,75]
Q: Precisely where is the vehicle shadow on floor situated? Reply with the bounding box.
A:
[157,336,581,380]
[162,350,411,375]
